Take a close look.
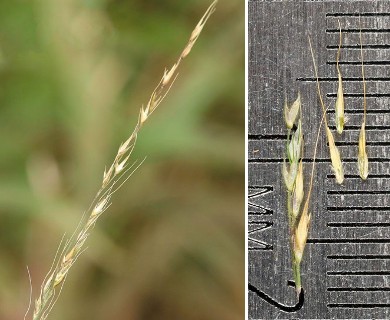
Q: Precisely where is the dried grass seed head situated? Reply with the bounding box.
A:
[31,2,218,319]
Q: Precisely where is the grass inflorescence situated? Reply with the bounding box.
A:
[282,92,326,296]
[282,93,305,295]
[29,2,218,319]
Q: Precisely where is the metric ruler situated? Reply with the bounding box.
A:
[248,1,390,319]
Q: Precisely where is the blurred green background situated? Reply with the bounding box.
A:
[0,0,244,319]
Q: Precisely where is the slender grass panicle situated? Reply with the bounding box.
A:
[282,92,305,295]
[308,36,344,184]
[30,2,217,319]
[283,92,326,296]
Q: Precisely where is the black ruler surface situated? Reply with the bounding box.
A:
[248,1,390,319]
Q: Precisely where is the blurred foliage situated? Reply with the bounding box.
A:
[0,0,244,319]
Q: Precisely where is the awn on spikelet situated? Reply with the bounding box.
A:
[308,36,344,184]
[335,20,345,134]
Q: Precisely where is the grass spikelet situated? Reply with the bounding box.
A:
[335,20,345,134]
[308,36,344,184]
[30,2,217,319]
[284,92,301,129]
[358,17,369,180]
[358,122,368,179]
[325,126,344,184]
[283,160,298,192]
[292,159,304,219]
[293,206,310,265]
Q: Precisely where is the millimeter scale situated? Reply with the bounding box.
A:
[248,2,390,319]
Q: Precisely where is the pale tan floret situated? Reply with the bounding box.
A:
[326,126,344,184]
[358,122,368,179]
[293,205,311,264]
[284,92,301,129]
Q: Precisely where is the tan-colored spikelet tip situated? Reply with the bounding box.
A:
[358,122,368,180]
[180,1,217,59]
[325,126,344,184]
[284,92,301,129]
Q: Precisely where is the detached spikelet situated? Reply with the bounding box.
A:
[358,122,368,179]
[284,92,301,129]
[335,20,345,134]
[326,126,344,184]
[358,17,369,180]
[308,36,344,184]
